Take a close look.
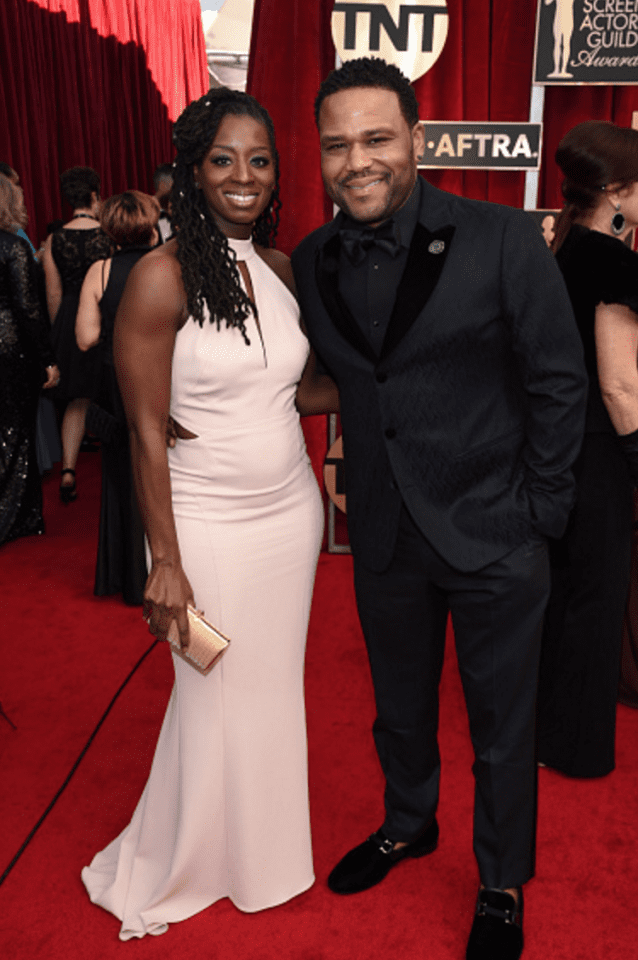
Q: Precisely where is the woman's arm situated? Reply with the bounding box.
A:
[114,250,193,646]
[295,341,340,416]
[8,236,57,376]
[595,301,638,435]
[41,235,62,322]
[76,259,109,351]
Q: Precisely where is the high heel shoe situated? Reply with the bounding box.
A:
[59,468,77,504]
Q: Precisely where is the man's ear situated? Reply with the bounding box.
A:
[412,121,425,164]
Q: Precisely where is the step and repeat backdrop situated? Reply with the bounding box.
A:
[322,0,638,552]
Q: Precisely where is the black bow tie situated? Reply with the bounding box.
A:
[339,219,400,266]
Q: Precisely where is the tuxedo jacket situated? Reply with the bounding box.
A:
[291,179,588,574]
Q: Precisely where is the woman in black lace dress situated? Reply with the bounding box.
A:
[537,121,638,777]
[76,191,159,604]
[0,175,60,546]
[41,167,112,502]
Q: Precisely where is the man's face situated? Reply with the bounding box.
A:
[156,176,174,210]
[318,86,424,227]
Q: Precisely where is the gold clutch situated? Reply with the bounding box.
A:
[167,605,230,675]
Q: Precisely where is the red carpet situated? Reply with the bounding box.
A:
[1,451,637,959]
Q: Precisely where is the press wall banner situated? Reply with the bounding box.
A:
[418,123,543,170]
[534,0,638,84]
[331,0,449,82]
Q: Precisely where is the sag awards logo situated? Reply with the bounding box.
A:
[331,0,449,82]
[534,0,638,84]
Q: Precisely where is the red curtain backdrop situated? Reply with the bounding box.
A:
[247,0,638,237]
[247,0,638,490]
[246,0,336,256]
[0,0,208,245]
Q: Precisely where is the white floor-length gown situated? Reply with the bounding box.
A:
[82,237,324,939]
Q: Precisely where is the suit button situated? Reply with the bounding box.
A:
[376,371,387,383]
[385,427,396,439]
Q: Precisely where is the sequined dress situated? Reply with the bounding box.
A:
[0,231,56,545]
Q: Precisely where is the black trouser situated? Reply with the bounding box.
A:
[353,505,550,889]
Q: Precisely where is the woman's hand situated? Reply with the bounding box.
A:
[143,559,195,649]
[42,364,61,389]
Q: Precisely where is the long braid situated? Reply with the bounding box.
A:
[171,89,281,342]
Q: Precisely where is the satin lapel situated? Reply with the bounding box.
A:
[379,222,456,363]
[314,231,378,364]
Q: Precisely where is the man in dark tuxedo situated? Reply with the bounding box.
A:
[291,58,587,960]
[153,163,174,243]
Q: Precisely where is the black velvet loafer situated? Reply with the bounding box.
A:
[327,818,439,894]
[466,887,523,960]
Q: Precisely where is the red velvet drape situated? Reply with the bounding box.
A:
[0,0,208,245]
[247,0,638,493]
[247,0,638,235]
[246,0,336,256]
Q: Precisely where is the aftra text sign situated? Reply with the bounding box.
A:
[418,123,543,170]
[332,0,449,81]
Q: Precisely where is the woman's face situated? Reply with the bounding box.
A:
[193,113,275,239]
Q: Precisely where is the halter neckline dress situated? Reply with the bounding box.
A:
[82,235,323,939]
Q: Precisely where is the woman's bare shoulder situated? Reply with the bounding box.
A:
[82,257,107,293]
[128,243,182,293]
[255,245,296,297]
[121,242,186,325]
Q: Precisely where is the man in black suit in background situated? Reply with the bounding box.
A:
[153,163,174,243]
[291,58,587,960]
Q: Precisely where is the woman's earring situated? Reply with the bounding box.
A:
[612,202,626,236]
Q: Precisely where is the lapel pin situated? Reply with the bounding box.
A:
[428,240,445,255]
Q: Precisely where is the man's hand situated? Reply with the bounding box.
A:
[166,417,198,447]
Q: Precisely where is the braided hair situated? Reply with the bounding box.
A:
[171,88,281,343]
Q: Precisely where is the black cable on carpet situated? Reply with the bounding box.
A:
[0,637,160,888]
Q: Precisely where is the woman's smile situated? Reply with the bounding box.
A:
[194,114,275,239]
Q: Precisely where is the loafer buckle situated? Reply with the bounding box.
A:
[371,834,395,856]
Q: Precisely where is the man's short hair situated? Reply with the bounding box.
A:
[153,163,174,193]
[0,161,17,181]
[314,57,419,129]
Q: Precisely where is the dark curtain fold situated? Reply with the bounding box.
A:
[0,0,208,246]
[247,0,335,256]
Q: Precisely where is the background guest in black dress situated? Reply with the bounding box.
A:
[537,121,638,777]
[76,191,159,604]
[0,174,60,546]
[41,167,112,503]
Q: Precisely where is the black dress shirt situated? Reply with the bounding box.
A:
[338,179,421,354]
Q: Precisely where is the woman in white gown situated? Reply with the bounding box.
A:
[81,89,338,940]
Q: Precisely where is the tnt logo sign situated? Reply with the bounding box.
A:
[331,0,449,81]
